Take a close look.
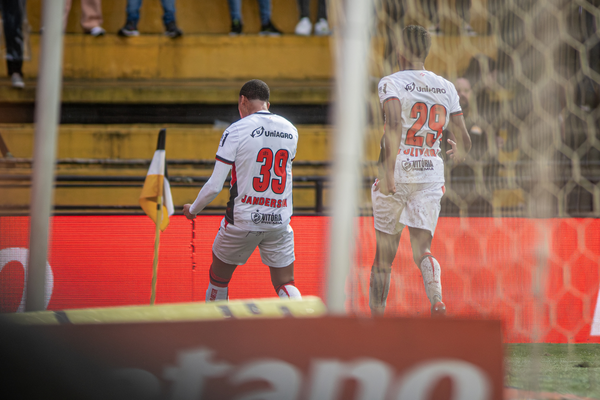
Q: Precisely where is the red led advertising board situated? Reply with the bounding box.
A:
[34,317,503,400]
[1,215,600,343]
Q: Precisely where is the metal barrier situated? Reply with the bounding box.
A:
[0,172,331,215]
[1,158,600,217]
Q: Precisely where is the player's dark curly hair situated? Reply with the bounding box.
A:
[240,79,270,102]
[402,25,431,61]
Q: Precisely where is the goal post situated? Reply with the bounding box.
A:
[327,0,374,314]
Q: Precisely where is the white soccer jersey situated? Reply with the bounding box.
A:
[216,111,298,231]
[378,70,462,183]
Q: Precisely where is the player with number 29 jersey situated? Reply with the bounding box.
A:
[369,25,472,319]
[216,111,298,231]
[378,70,462,184]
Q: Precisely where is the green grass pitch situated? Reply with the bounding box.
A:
[506,344,600,398]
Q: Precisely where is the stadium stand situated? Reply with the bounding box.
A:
[0,0,502,215]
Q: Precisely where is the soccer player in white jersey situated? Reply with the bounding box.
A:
[370,25,471,317]
[183,80,301,302]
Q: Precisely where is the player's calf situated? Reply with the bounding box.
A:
[274,280,302,300]
[369,265,391,316]
[206,266,230,302]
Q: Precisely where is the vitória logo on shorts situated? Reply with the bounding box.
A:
[251,212,282,224]
[251,212,263,224]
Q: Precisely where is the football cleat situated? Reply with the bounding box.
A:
[431,301,446,317]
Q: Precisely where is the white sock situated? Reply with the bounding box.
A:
[369,266,391,315]
[419,253,442,305]
[276,282,302,300]
[206,282,228,302]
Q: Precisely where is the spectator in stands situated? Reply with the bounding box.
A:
[422,0,475,36]
[463,54,497,123]
[118,0,182,38]
[294,0,330,36]
[454,77,488,160]
[1,0,25,88]
[228,0,281,35]
[441,76,494,215]
[380,0,404,73]
[64,0,106,37]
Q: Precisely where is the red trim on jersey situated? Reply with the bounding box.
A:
[215,155,234,165]
[442,185,446,194]
[230,163,237,187]
[383,97,400,106]
[450,111,463,117]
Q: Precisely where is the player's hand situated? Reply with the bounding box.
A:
[375,175,396,196]
[384,179,396,196]
[183,204,196,220]
[446,139,466,164]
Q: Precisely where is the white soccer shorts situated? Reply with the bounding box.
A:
[212,218,296,268]
[371,181,444,236]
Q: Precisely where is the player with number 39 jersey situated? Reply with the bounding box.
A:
[183,80,302,305]
[378,70,462,184]
[216,111,298,231]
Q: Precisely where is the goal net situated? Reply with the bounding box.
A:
[333,0,600,344]
[327,0,600,394]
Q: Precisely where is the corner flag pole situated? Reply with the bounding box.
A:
[150,194,163,305]
[140,129,173,305]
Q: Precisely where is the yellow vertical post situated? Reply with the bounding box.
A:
[150,194,163,305]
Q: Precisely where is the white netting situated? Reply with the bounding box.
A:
[342,0,600,342]
[332,2,600,394]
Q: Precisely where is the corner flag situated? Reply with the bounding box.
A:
[140,129,174,231]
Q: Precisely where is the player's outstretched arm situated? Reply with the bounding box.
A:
[446,114,472,164]
[380,98,403,195]
[183,161,232,220]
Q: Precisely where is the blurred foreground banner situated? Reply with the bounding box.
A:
[34,317,503,400]
[1,215,599,343]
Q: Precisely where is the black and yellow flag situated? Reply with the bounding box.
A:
[139,129,174,231]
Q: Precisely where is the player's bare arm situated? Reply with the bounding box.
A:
[379,98,403,195]
[446,114,472,164]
